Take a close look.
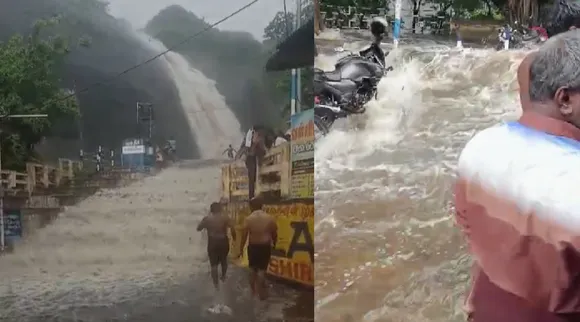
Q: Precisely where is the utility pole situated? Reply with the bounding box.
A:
[295,0,303,113]
[394,0,402,47]
[136,102,153,141]
[73,81,84,163]
[314,0,321,35]
[0,114,48,252]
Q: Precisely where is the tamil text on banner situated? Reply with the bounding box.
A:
[228,201,314,286]
[290,109,314,199]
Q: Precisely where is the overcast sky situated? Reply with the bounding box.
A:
[107,0,297,41]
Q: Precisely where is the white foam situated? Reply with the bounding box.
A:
[0,165,221,319]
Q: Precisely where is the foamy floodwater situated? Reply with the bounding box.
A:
[314,35,530,321]
[0,163,219,320]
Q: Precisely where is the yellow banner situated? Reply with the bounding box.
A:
[290,173,314,199]
[228,201,314,286]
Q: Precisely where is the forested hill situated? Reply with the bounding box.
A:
[145,5,292,130]
[0,0,199,161]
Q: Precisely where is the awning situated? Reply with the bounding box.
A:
[265,18,315,71]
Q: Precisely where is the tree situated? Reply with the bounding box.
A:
[0,18,78,169]
[263,11,296,43]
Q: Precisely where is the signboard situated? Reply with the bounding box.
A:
[2,209,22,242]
[121,138,154,171]
[290,109,314,199]
[123,138,144,147]
[122,145,145,155]
[234,202,314,286]
[122,138,145,155]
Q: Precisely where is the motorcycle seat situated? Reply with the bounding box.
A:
[322,70,342,82]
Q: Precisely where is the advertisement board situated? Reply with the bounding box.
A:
[121,145,145,154]
[290,109,314,199]
[230,201,314,286]
[2,209,22,243]
[121,138,153,171]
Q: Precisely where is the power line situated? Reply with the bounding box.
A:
[39,0,260,109]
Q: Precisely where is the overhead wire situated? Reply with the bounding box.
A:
[32,0,260,111]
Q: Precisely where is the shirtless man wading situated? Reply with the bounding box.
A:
[197,202,236,290]
[240,196,277,300]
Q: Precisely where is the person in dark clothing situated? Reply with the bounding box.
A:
[197,202,236,290]
[222,144,236,159]
[244,126,266,199]
[239,196,277,300]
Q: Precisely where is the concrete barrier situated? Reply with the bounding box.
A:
[0,162,157,253]
[0,158,83,196]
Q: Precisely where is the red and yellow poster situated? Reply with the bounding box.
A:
[229,201,314,287]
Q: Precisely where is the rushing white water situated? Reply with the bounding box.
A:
[134,34,242,158]
[0,163,219,319]
[314,36,530,322]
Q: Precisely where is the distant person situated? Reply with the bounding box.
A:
[222,144,236,159]
[530,24,548,41]
[244,126,266,199]
[163,137,177,161]
[454,23,463,48]
[239,196,277,300]
[498,24,512,50]
[274,131,289,146]
[197,202,236,290]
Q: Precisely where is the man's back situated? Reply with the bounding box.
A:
[456,121,580,317]
[204,214,230,240]
[245,210,274,244]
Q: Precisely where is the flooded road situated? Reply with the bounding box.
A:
[0,161,310,322]
[314,30,528,322]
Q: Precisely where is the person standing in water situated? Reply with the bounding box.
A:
[222,144,236,159]
[239,196,277,300]
[197,202,236,290]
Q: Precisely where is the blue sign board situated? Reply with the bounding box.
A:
[3,209,22,242]
[121,138,154,172]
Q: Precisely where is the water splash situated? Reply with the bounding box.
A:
[315,37,531,321]
[0,165,219,319]
[134,34,242,159]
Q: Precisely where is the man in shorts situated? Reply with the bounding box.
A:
[240,196,277,300]
[197,202,236,290]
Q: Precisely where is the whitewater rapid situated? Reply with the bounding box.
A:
[0,163,219,320]
[136,34,242,159]
[314,31,529,322]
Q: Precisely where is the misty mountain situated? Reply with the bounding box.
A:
[145,5,291,130]
[0,0,199,159]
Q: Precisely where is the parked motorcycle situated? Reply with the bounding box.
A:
[314,17,392,138]
[495,24,545,50]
